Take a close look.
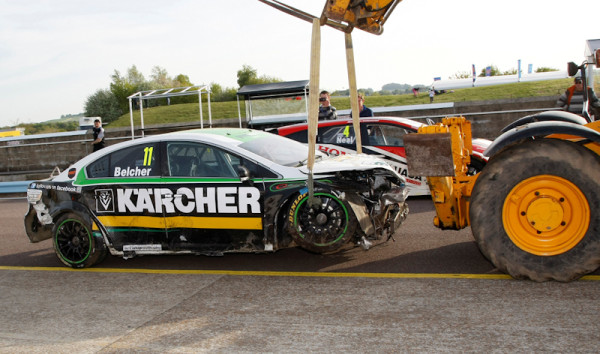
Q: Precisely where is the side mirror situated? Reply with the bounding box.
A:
[567,62,580,77]
[237,165,252,183]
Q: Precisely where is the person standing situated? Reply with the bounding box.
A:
[358,94,374,117]
[318,90,338,120]
[429,87,435,103]
[556,77,600,117]
[91,119,105,152]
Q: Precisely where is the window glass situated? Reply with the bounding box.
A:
[110,143,160,177]
[239,134,323,167]
[225,152,278,179]
[167,142,238,178]
[284,130,308,143]
[366,124,410,147]
[87,155,109,178]
[319,125,356,145]
[86,143,160,178]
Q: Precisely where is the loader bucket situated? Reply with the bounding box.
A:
[404,133,455,177]
[323,0,402,35]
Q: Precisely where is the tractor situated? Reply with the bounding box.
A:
[404,57,600,282]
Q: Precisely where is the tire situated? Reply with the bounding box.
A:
[52,213,107,268]
[287,189,357,254]
[470,139,600,282]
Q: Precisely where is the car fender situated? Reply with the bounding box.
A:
[500,111,588,133]
[485,121,600,157]
[50,200,94,224]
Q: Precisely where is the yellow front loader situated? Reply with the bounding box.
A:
[405,83,600,281]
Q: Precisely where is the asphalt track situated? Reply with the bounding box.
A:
[1,197,599,352]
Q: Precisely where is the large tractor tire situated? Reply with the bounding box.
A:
[470,139,600,282]
[287,189,357,254]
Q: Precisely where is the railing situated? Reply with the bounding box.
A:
[0,180,32,199]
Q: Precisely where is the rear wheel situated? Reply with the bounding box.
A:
[470,139,600,282]
[287,190,357,253]
[53,213,107,268]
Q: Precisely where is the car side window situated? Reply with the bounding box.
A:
[366,124,410,147]
[283,130,307,143]
[167,142,238,178]
[319,125,356,145]
[225,153,278,179]
[86,143,160,178]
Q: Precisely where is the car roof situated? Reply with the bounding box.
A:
[276,116,425,135]
[69,128,273,168]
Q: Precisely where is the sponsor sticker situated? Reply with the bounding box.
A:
[96,189,114,212]
[123,244,162,252]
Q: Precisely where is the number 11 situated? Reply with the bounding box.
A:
[143,147,153,166]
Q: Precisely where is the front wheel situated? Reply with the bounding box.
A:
[52,213,107,268]
[470,139,600,282]
[287,190,357,254]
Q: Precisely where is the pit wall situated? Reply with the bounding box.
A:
[0,96,557,182]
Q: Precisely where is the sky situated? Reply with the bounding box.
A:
[0,0,598,126]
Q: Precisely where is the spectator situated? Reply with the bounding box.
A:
[91,119,106,152]
[429,87,435,103]
[556,77,600,117]
[358,94,374,117]
[318,90,337,120]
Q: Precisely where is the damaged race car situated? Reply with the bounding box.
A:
[24,128,409,268]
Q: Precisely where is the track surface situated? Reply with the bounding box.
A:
[1,198,599,352]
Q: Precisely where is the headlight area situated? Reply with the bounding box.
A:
[27,188,43,204]
[26,189,53,226]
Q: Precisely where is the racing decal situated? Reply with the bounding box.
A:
[96,215,263,230]
[102,186,261,214]
[95,189,114,212]
[113,166,153,177]
[318,145,349,156]
[94,186,264,231]
[31,182,82,194]
[123,244,162,252]
[269,181,305,192]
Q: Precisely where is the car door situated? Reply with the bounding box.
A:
[85,141,166,251]
[161,141,267,252]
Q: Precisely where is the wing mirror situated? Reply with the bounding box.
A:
[567,62,580,77]
[237,165,252,183]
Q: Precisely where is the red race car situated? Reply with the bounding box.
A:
[276,116,491,196]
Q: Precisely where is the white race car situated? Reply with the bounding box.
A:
[24,128,409,268]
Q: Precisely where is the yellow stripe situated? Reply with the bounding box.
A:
[165,216,262,230]
[1,266,599,281]
[96,215,262,230]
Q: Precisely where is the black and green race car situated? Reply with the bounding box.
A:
[24,128,409,268]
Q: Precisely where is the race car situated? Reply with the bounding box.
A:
[275,117,491,196]
[24,128,409,268]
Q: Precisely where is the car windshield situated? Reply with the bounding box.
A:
[239,134,323,167]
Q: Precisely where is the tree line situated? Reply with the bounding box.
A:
[84,64,282,124]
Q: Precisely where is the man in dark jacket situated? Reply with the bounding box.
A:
[358,94,374,117]
[91,119,105,152]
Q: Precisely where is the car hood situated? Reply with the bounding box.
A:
[299,153,399,175]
